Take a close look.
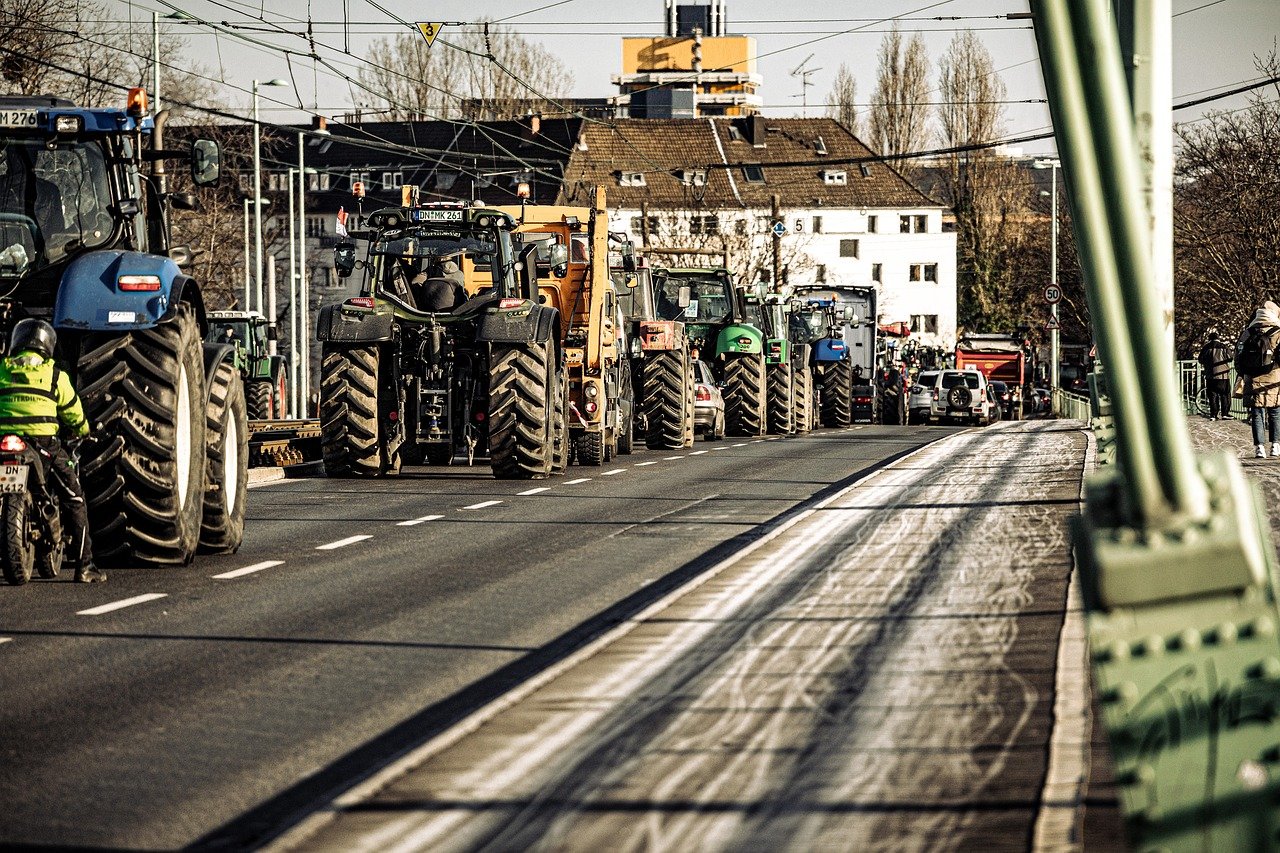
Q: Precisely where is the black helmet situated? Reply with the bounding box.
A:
[10,318,57,359]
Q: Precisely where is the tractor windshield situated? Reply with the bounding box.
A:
[792,309,826,342]
[370,226,512,305]
[0,137,115,276]
[654,274,731,324]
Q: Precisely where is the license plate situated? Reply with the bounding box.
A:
[0,464,29,494]
[411,208,463,222]
[0,110,38,129]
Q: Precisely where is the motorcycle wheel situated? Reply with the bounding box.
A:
[1,492,36,585]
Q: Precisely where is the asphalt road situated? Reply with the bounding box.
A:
[0,423,954,850]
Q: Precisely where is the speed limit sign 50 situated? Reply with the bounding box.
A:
[1044,284,1062,304]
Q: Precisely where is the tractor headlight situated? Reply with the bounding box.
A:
[54,115,83,134]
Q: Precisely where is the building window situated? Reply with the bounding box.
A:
[910,314,939,334]
[871,263,882,282]
[821,169,847,186]
[308,172,330,192]
[735,218,748,236]
[618,171,647,187]
[630,215,661,235]
[812,216,823,234]
[305,215,328,238]
[909,263,939,282]
[867,215,877,234]
[381,171,403,190]
[859,163,872,178]
[350,170,372,191]
[741,164,766,183]
[678,169,707,186]
[839,239,859,258]
[900,214,928,233]
[690,214,719,235]
[815,264,827,283]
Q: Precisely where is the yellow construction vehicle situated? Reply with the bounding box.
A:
[496,187,631,465]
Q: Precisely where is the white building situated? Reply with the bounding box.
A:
[560,116,957,348]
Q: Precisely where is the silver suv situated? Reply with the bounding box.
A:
[908,369,995,426]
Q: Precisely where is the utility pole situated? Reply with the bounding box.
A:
[771,194,781,288]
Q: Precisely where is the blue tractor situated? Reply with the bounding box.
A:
[0,90,247,563]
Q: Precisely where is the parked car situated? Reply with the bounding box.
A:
[907,370,940,425]
[693,360,725,441]
[851,384,879,423]
[911,369,996,426]
[989,380,1017,420]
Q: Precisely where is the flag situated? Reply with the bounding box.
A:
[336,206,348,237]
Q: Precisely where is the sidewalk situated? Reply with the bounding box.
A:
[275,422,1106,852]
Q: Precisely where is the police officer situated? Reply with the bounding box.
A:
[0,319,104,582]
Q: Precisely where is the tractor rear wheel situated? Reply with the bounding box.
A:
[642,347,690,450]
[489,341,554,479]
[200,359,248,554]
[766,361,795,435]
[78,302,208,565]
[319,345,383,478]
[723,352,767,437]
[683,355,696,447]
[246,380,272,420]
[551,370,568,474]
[819,360,853,427]
[793,366,814,434]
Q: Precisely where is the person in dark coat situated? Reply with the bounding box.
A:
[1197,330,1233,419]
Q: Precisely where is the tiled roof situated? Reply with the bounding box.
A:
[558,117,940,211]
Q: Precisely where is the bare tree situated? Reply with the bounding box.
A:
[868,26,932,160]
[932,31,1030,334]
[826,63,860,138]
[1173,51,1280,354]
[355,20,574,121]
[642,207,815,292]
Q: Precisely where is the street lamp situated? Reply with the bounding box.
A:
[252,78,288,315]
[297,125,330,417]
[241,196,270,310]
[150,11,191,114]
[1034,157,1061,395]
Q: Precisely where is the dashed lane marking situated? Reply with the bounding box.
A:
[732,443,747,447]
[316,535,373,551]
[663,456,685,460]
[566,478,592,485]
[517,487,551,496]
[77,593,168,616]
[688,450,708,455]
[602,469,626,476]
[634,461,659,466]
[398,514,445,526]
[0,638,11,645]
[213,560,284,580]
[462,500,503,510]
[710,446,728,451]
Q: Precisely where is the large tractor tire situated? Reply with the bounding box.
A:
[246,379,273,420]
[642,347,691,451]
[200,359,248,554]
[273,366,288,419]
[78,302,208,565]
[724,352,767,437]
[683,357,696,447]
[819,360,853,428]
[766,362,795,435]
[319,345,383,478]
[489,341,554,479]
[793,366,814,434]
[551,370,569,475]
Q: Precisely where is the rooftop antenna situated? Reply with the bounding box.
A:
[789,53,821,118]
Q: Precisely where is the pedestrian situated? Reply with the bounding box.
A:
[1197,330,1232,419]
[0,319,104,581]
[1237,302,1280,458]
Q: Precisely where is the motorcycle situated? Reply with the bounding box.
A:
[0,433,66,585]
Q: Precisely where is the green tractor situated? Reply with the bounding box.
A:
[748,292,816,436]
[206,310,290,420]
[652,267,768,437]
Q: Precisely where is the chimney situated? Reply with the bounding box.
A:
[312,115,328,133]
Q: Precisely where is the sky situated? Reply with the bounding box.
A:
[103,0,1279,157]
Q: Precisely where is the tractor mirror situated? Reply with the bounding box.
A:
[168,245,193,266]
[334,241,357,278]
[190,139,221,187]
[677,286,691,308]
[548,243,569,278]
[170,192,198,210]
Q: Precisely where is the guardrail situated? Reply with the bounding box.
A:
[1176,359,1246,418]
[1052,388,1092,420]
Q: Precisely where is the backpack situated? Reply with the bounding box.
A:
[1235,327,1278,377]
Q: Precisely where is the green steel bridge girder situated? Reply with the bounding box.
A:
[1030,1,1280,848]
